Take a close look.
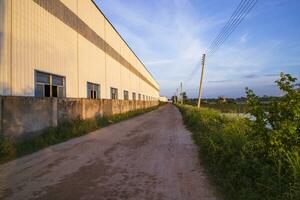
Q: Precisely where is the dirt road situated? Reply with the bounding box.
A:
[0,104,218,200]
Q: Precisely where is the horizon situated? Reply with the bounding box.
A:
[97,0,300,99]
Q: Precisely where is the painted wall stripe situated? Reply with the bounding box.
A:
[33,0,159,92]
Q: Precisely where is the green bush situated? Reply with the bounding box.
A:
[0,135,16,163]
[178,73,300,200]
[285,151,300,199]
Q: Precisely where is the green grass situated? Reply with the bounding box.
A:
[0,105,159,164]
[177,104,300,200]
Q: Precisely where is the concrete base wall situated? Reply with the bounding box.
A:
[0,96,159,140]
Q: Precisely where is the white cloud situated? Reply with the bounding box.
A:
[97,0,299,98]
[240,33,248,43]
[98,0,217,98]
[145,59,175,66]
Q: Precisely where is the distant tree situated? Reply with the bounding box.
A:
[218,96,227,103]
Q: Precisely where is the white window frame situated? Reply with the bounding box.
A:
[111,87,118,100]
[35,70,66,98]
[87,82,100,99]
[124,90,129,100]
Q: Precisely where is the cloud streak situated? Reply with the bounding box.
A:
[145,59,174,66]
[97,0,300,98]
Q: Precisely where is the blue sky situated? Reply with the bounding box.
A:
[95,0,300,98]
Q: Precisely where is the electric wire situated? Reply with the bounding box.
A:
[207,0,248,53]
[185,0,257,82]
[208,0,257,56]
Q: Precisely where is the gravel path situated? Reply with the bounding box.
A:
[0,104,218,200]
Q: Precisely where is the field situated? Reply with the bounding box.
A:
[200,102,248,113]
[184,98,274,113]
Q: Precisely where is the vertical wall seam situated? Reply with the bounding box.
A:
[119,44,121,100]
[52,98,58,127]
[77,0,79,98]
[0,97,3,134]
[10,0,13,95]
[81,99,86,120]
[104,20,107,98]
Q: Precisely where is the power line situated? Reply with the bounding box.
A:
[185,0,257,81]
[182,0,258,100]
[185,60,201,83]
[208,0,248,52]
[208,0,257,55]
[208,0,257,56]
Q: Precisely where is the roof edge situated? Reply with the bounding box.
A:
[90,0,160,88]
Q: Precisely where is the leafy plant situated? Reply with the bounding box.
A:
[0,135,16,163]
[285,150,300,199]
[178,73,300,199]
[246,73,300,154]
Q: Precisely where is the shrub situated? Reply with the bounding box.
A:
[0,135,16,163]
[285,150,300,199]
[178,73,300,199]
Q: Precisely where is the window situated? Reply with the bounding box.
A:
[124,90,129,100]
[35,71,65,98]
[143,95,145,101]
[87,82,100,99]
[111,87,118,99]
[132,92,136,100]
[138,93,141,101]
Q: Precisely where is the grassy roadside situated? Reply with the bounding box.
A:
[0,104,163,164]
[177,104,300,200]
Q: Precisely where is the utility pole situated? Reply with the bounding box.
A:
[180,82,183,105]
[197,54,206,108]
[175,88,178,104]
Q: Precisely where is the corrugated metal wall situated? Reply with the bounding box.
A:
[0,0,160,100]
[0,0,12,95]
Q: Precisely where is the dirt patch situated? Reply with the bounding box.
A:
[31,158,164,200]
[0,104,218,200]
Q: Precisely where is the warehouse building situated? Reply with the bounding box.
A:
[0,0,160,101]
